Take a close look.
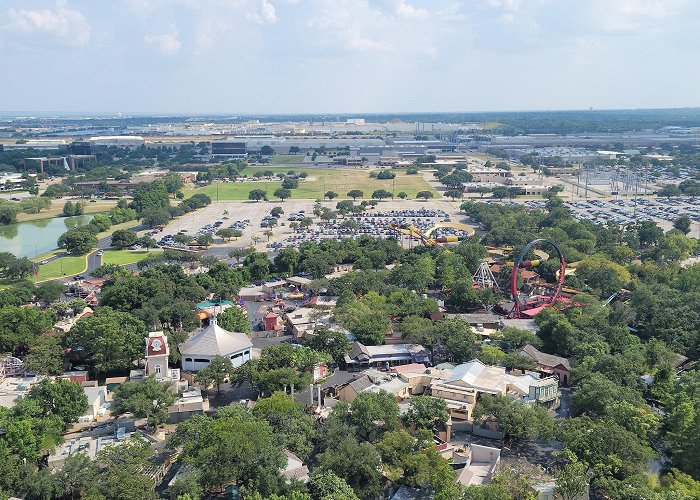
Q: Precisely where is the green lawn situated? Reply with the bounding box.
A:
[269,155,306,165]
[186,167,436,201]
[34,252,88,282]
[101,249,161,266]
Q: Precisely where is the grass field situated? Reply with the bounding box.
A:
[33,250,87,282]
[101,249,161,266]
[186,167,436,201]
[269,155,306,165]
[96,219,139,239]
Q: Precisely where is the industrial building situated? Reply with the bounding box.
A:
[211,140,247,157]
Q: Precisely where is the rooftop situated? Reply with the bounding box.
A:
[179,319,252,357]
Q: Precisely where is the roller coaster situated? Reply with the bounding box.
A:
[509,238,566,318]
[389,222,476,248]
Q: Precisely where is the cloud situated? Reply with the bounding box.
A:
[395,0,428,19]
[4,0,91,46]
[144,31,182,55]
[246,0,278,26]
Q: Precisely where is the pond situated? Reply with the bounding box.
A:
[0,215,94,258]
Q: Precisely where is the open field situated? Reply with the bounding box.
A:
[101,249,160,266]
[96,220,139,239]
[269,155,307,165]
[186,167,436,201]
[33,250,87,282]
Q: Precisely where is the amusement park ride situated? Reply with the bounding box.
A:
[389,223,570,319]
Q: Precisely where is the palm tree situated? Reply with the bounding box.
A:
[264,229,273,242]
[252,235,261,245]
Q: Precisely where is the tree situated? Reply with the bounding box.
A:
[397,191,408,199]
[282,178,299,189]
[309,470,359,500]
[473,394,554,443]
[195,234,214,247]
[304,326,351,363]
[35,281,64,303]
[54,453,98,500]
[274,188,292,201]
[674,215,692,234]
[575,254,631,297]
[335,300,389,345]
[64,308,145,375]
[444,189,464,201]
[416,190,434,200]
[252,392,316,460]
[0,205,18,224]
[554,451,591,500]
[163,172,185,195]
[141,208,171,228]
[491,186,509,199]
[315,436,382,499]
[274,248,300,275]
[111,229,138,249]
[350,390,400,441]
[371,189,393,200]
[58,228,97,255]
[347,189,363,201]
[229,247,255,264]
[112,375,176,428]
[0,305,54,353]
[261,145,274,155]
[324,191,338,200]
[196,355,235,393]
[138,235,157,249]
[96,436,158,500]
[271,206,284,217]
[658,184,681,198]
[376,170,396,179]
[570,372,645,417]
[217,306,251,333]
[24,334,66,375]
[26,378,89,427]
[404,396,449,430]
[248,189,267,202]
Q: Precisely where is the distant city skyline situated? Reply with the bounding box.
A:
[1,0,698,114]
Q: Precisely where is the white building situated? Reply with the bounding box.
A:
[89,136,145,148]
[144,331,180,382]
[179,316,253,372]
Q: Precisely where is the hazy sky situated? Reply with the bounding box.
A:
[1,0,698,114]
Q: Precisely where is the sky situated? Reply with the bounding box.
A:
[0,0,699,115]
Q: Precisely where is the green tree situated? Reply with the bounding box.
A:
[673,214,692,234]
[26,378,89,427]
[404,396,449,431]
[196,355,235,393]
[57,228,97,255]
[274,188,292,201]
[96,436,158,500]
[249,189,267,201]
[444,189,464,201]
[24,334,66,375]
[304,326,351,363]
[315,436,382,499]
[350,390,400,441]
[371,189,393,200]
[252,391,316,460]
[54,453,99,500]
[274,248,300,274]
[324,191,338,200]
[397,191,408,199]
[64,308,145,375]
[335,300,389,345]
[111,228,138,249]
[473,394,554,444]
[309,470,359,500]
[112,375,176,428]
[217,306,251,333]
[35,281,64,303]
[416,190,434,200]
[347,189,363,201]
[554,451,591,500]
[576,254,631,297]
[141,208,171,228]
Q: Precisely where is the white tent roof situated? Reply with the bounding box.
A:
[180,320,252,357]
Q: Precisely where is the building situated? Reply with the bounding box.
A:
[456,444,501,486]
[344,342,430,370]
[0,172,25,191]
[518,344,571,385]
[144,331,181,382]
[282,450,310,484]
[179,316,253,372]
[429,360,560,421]
[211,140,247,157]
[88,136,145,149]
[82,385,107,421]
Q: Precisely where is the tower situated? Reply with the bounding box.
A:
[145,331,170,380]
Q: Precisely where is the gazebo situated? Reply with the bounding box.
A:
[179,316,253,372]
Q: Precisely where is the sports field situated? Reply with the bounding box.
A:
[185,167,436,201]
